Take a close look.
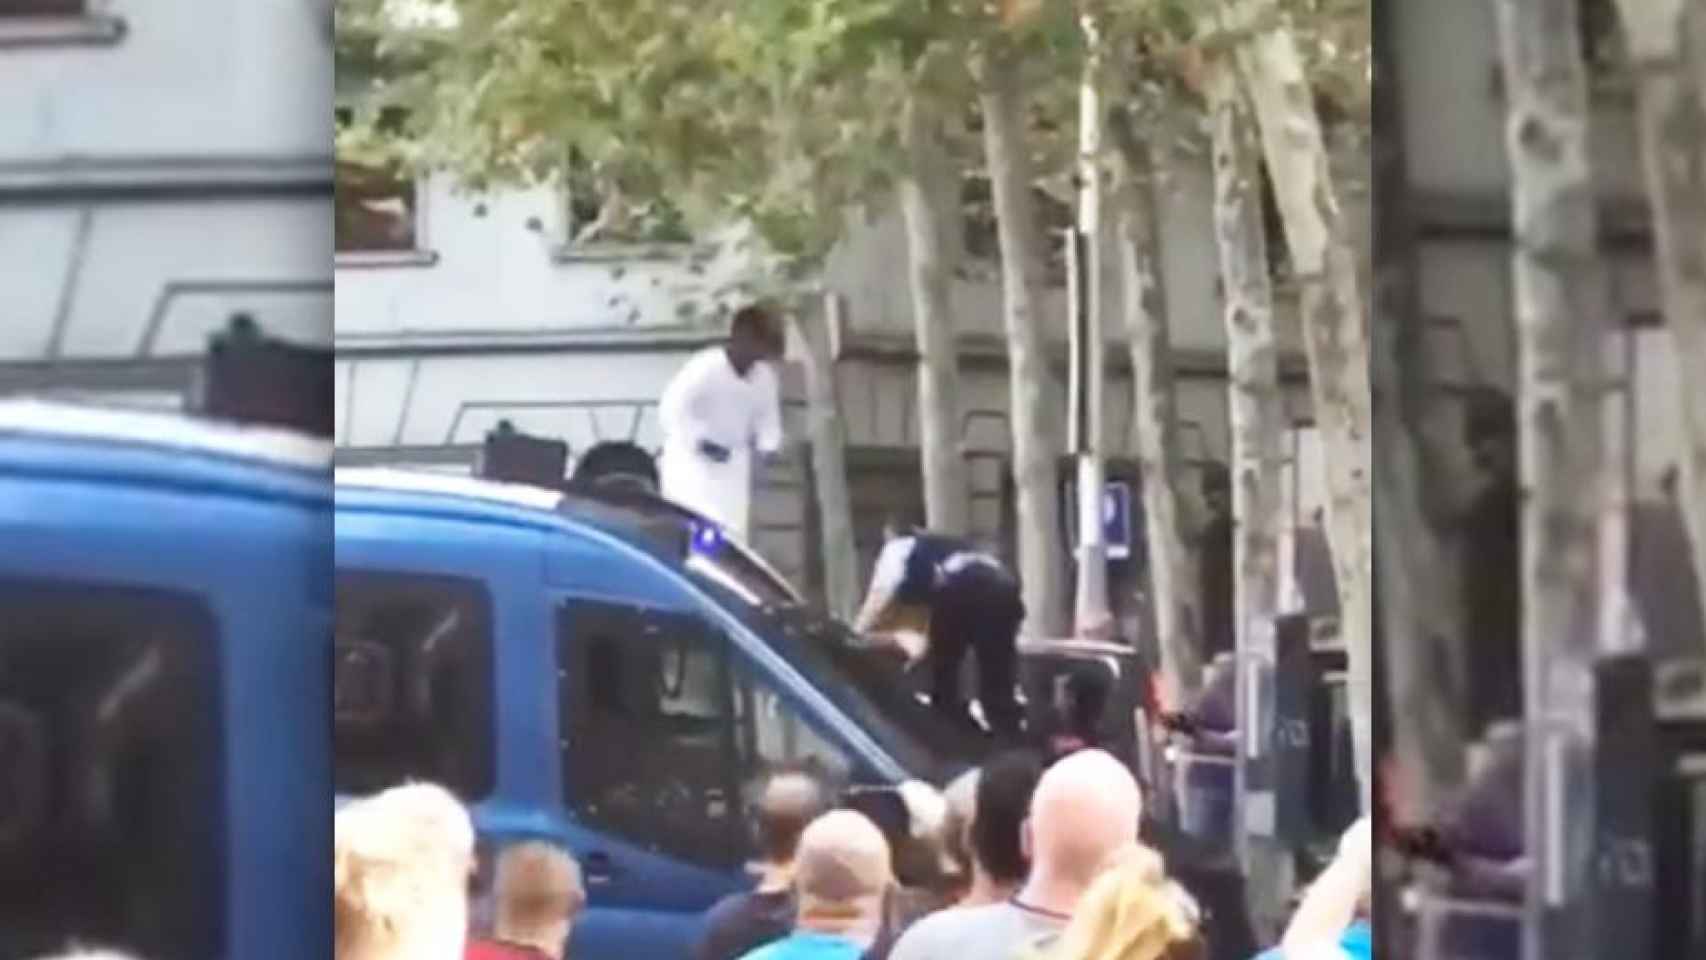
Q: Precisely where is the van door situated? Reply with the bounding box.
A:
[555,596,860,958]
[0,578,224,960]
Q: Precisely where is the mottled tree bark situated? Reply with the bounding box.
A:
[795,292,860,621]
[1369,0,1468,821]
[1109,110,1205,705]
[978,44,1069,638]
[1494,0,1608,955]
[1205,59,1284,714]
[1203,52,1292,938]
[1616,0,1706,650]
[1227,0,1377,809]
[898,93,971,536]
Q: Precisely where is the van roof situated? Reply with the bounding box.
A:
[333,467,802,603]
[0,397,332,472]
[334,467,684,556]
[334,466,567,512]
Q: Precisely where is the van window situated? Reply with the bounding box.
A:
[557,600,853,870]
[731,670,854,792]
[334,573,495,800]
[0,579,223,960]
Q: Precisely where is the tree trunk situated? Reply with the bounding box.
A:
[1109,111,1204,706]
[1494,1,1607,954]
[1616,0,1706,649]
[1227,1,1376,809]
[795,292,861,622]
[978,44,1069,638]
[1204,59,1284,705]
[1369,0,1468,821]
[1203,53,1293,939]
[899,94,972,536]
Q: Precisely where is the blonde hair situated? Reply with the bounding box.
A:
[333,783,475,960]
[492,841,585,940]
[1042,846,1201,960]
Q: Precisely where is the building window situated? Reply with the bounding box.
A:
[0,0,124,47]
[962,174,1075,288]
[0,579,223,960]
[1579,0,1628,77]
[333,572,496,800]
[1259,163,1290,281]
[335,107,424,255]
[563,152,693,249]
[0,0,85,14]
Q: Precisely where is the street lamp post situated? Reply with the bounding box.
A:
[1069,10,1111,638]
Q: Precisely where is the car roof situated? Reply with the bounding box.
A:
[0,397,332,472]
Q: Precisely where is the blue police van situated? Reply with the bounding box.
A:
[332,428,1161,959]
[333,465,986,956]
[0,397,333,960]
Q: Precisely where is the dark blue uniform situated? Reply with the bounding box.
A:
[869,533,1026,738]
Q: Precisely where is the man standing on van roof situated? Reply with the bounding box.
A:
[658,304,786,543]
[852,520,1026,740]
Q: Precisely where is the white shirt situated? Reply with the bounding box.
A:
[655,346,783,540]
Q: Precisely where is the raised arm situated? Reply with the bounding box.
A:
[852,537,911,634]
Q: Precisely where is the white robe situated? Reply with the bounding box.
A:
[656,346,783,541]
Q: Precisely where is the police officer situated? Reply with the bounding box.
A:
[852,520,1025,739]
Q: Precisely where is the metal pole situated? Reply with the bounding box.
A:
[1070,10,1110,638]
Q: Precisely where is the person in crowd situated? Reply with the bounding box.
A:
[465,841,586,960]
[32,952,143,960]
[851,520,1027,739]
[1198,463,1235,660]
[1256,818,1372,960]
[937,769,979,903]
[695,772,831,960]
[860,780,961,960]
[1037,845,1203,960]
[962,750,1043,908]
[887,749,1143,960]
[657,304,786,542]
[1458,387,1521,740]
[334,782,476,960]
[739,810,894,960]
[1040,668,1112,761]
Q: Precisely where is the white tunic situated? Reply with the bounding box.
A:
[656,346,783,541]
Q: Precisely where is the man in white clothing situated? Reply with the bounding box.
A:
[657,305,785,542]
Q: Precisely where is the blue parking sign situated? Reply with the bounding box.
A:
[1063,479,1135,560]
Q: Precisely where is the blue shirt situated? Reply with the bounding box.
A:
[1341,921,1372,960]
[1251,921,1372,960]
[739,931,865,960]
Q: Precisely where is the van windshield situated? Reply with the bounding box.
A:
[683,540,988,781]
[0,579,223,960]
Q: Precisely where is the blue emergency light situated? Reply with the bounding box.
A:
[692,522,724,554]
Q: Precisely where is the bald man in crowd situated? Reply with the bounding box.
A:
[739,810,893,960]
[886,749,1143,959]
[696,772,831,960]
